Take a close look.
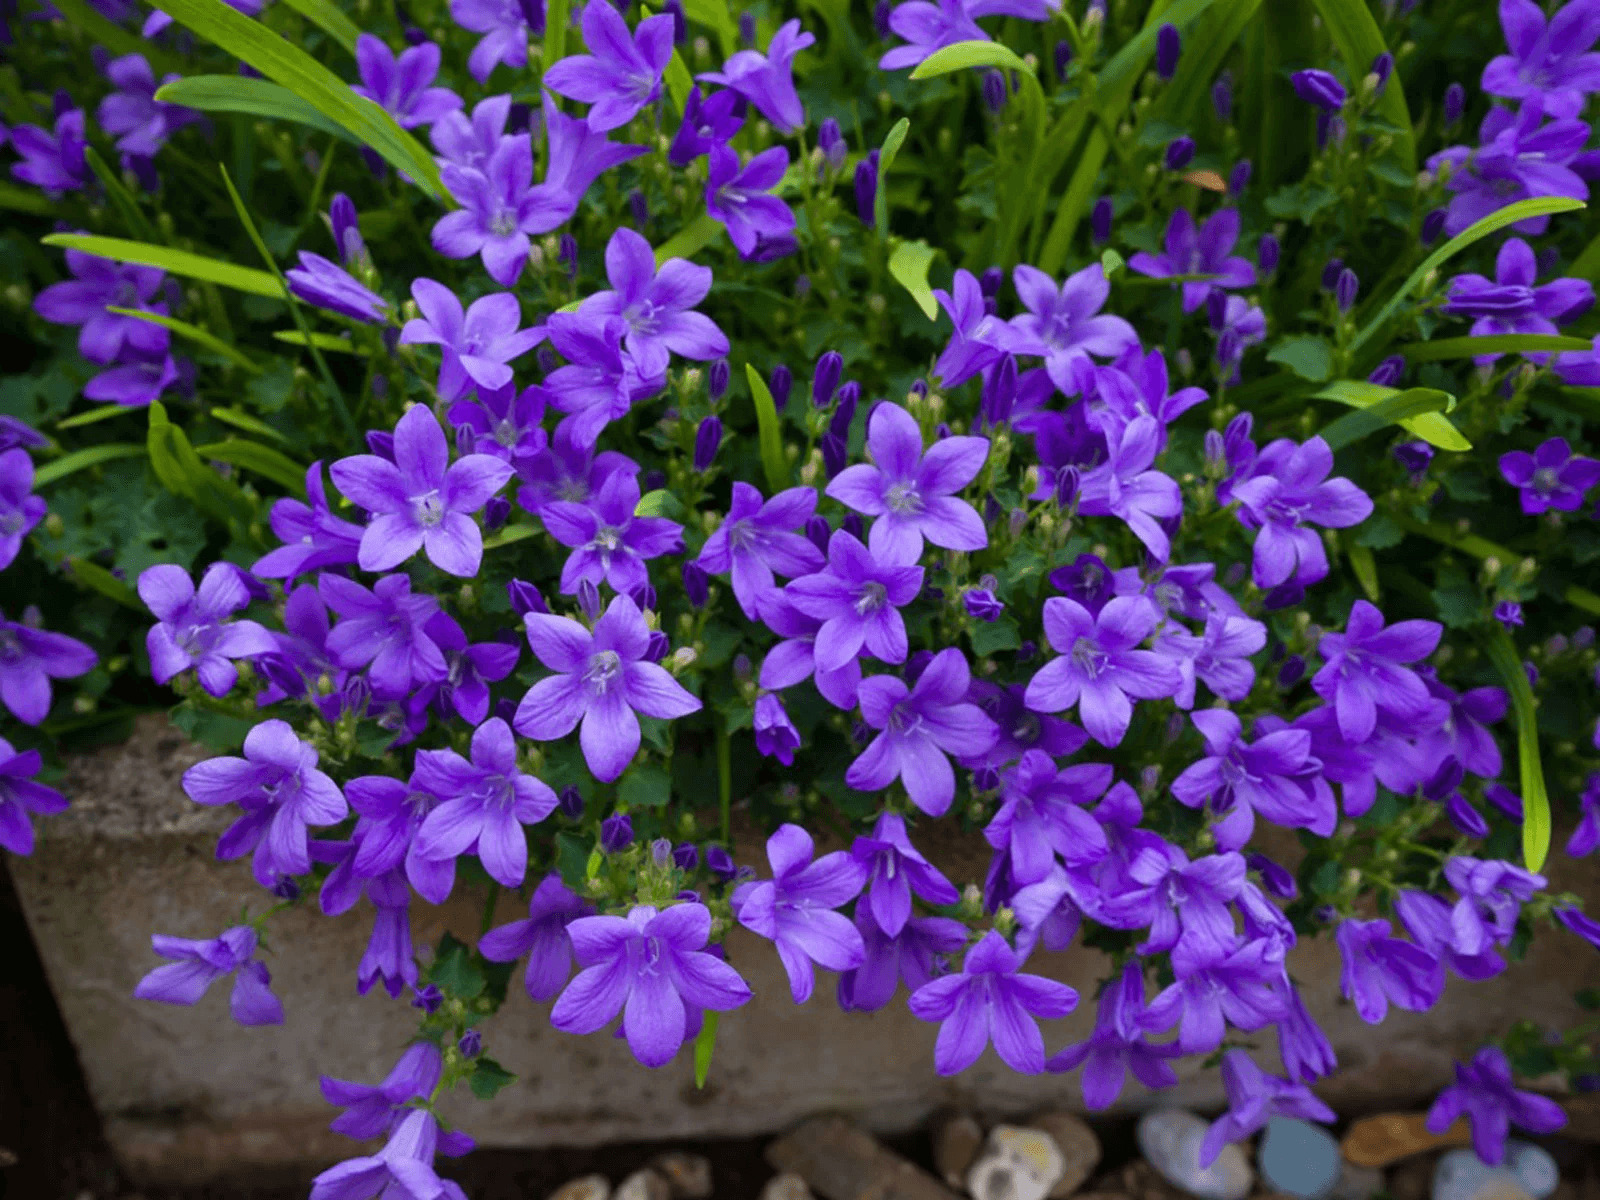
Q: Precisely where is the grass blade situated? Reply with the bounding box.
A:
[745,363,788,494]
[1482,628,1551,873]
[41,232,286,298]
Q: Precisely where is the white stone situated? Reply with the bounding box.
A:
[1506,1142,1560,1199]
[615,1169,670,1200]
[549,1176,612,1200]
[1137,1109,1253,1200]
[1433,1149,1535,1200]
[759,1174,814,1200]
[967,1126,1067,1200]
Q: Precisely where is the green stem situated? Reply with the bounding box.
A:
[1395,515,1600,617]
[481,882,500,937]
[716,719,732,844]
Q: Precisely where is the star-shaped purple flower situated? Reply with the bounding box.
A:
[541,468,683,596]
[0,611,96,725]
[0,449,46,572]
[1047,962,1180,1109]
[1007,262,1139,395]
[34,247,169,365]
[544,0,674,132]
[1128,208,1256,313]
[698,19,815,134]
[0,736,68,856]
[1442,237,1592,364]
[1336,917,1443,1024]
[138,563,276,697]
[1499,436,1600,514]
[1427,1045,1566,1166]
[398,279,545,402]
[133,925,284,1027]
[1199,1050,1336,1167]
[480,873,594,1002]
[1230,435,1374,589]
[706,145,794,259]
[577,227,729,377]
[319,572,449,701]
[252,462,365,581]
[352,36,462,129]
[1313,600,1442,743]
[1482,0,1600,119]
[1171,708,1335,849]
[694,482,822,620]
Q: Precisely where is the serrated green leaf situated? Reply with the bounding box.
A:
[873,117,911,240]
[745,363,788,494]
[1482,628,1551,873]
[155,75,361,146]
[109,307,261,373]
[1267,335,1334,383]
[34,443,147,487]
[277,0,361,52]
[1312,380,1470,451]
[1399,334,1593,362]
[41,233,285,299]
[887,239,938,321]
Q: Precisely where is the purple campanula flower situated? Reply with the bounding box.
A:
[1415,678,1507,781]
[1335,268,1359,313]
[1007,262,1139,395]
[826,400,989,561]
[1291,68,1346,111]
[698,19,815,134]
[33,247,169,366]
[668,85,745,166]
[286,252,388,323]
[449,0,533,82]
[578,226,729,376]
[705,145,795,259]
[544,0,674,131]
[1025,595,1180,748]
[1427,1046,1566,1165]
[732,823,868,1003]
[756,589,863,709]
[430,95,512,174]
[1199,1051,1336,1167]
[837,906,967,1012]
[877,0,1058,71]
[0,420,45,455]
[398,279,546,402]
[1129,209,1256,313]
[0,737,67,856]
[182,719,347,886]
[1313,600,1442,743]
[1074,417,1183,561]
[962,680,1088,775]
[319,1043,443,1141]
[696,482,823,620]
[138,564,275,696]
[0,450,45,572]
[252,462,365,581]
[352,36,462,129]
[1482,0,1600,120]
[1445,856,1546,952]
[341,775,454,903]
[480,873,593,1001]
[1396,889,1507,981]
[1394,439,1433,482]
[541,313,667,448]
[1230,436,1374,589]
[1499,437,1600,514]
[9,106,87,196]
[785,529,923,673]
[0,612,95,726]
[450,381,549,470]
[1428,101,1590,237]
[692,416,722,471]
[932,269,1010,388]
[331,405,515,578]
[1568,775,1600,857]
[320,572,448,700]
[1555,906,1600,949]
[1142,935,1285,1053]
[134,925,283,1026]
[1274,982,1338,1082]
[1155,21,1179,79]
[1103,845,1244,954]
[753,692,801,764]
[965,588,1004,621]
[847,648,998,816]
[908,929,1077,1075]
[984,751,1110,886]
[411,717,557,888]
[854,153,879,227]
[96,53,199,171]
[541,469,682,595]
[1441,238,1592,364]
[514,594,700,782]
[601,811,634,853]
[1164,137,1195,170]
[550,901,751,1067]
[1210,295,1267,376]
[812,350,843,408]
[1047,962,1179,1108]
[1336,917,1444,1023]
[1157,610,1265,710]
[309,1109,471,1200]
[850,811,959,938]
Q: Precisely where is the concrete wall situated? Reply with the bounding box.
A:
[11,717,1600,1185]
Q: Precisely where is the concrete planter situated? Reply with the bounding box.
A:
[12,716,1600,1186]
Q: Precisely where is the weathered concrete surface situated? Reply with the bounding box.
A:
[11,717,1600,1184]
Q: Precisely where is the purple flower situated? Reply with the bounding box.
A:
[1075,417,1183,561]
[1047,962,1179,1109]
[252,462,365,581]
[286,252,388,323]
[1210,294,1267,374]
[965,588,1004,621]
[0,449,45,572]
[331,405,514,578]
[0,612,96,725]
[1230,436,1373,588]
[1568,775,1600,857]
[138,563,275,696]
[1416,679,1508,781]
[133,925,283,1026]
[850,811,959,938]
[541,469,683,596]
[668,85,745,166]
[1025,595,1180,748]
[320,572,448,700]
[480,874,593,1001]
[733,823,868,1003]
[9,107,87,196]
[932,268,1009,388]
[319,1043,443,1140]
[449,0,532,82]
[352,36,462,129]
[309,1109,471,1200]
[847,649,998,816]
[826,401,989,561]
[961,680,1088,773]
[1482,0,1600,120]
[908,929,1077,1075]
[698,19,814,134]
[1157,610,1265,710]
[1336,917,1444,1023]
[450,380,549,469]
[1313,600,1443,743]
[1427,102,1589,237]
[1445,855,1546,952]
[430,95,512,174]
[514,594,701,782]
[706,145,795,259]
[695,482,823,620]
[1442,238,1592,363]
[550,901,752,1068]
[1199,1051,1337,1167]
[577,227,729,377]
[33,247,168,366]
[1103,847,1244,954]
[756,589,863,709]
[398,279,545,401]
[837,906,967,1012]
[1499,436,1600,514]
[0,737,68,856]
[1291,69,1346,111]
[984,750,1110,886]
[544,0,674,131]
[1427,1046,1566,1165]
[182,719,347,886]
[96,53,199,167]
[1276,983,1338,1082]
[877,0,1057,71]
[785,529,924,673]
[753,692,801,763]
[1007,263,1139,394]
[1142,936,1286,1053]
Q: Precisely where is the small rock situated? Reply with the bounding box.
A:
[549,1176,612,1200]
[653,1152,714,1200]
[1030,1111,1103,1198]
[1507,1143,1560,1200]
[1433,1149,1535,1200]
[968,1126,1066,1200]
[932,1110,985,1189]
[1388,1153,1442,1200]
[1137,1109,1253,1200]
[762,1175,816,1200]
[1258,1117,1342,1200]
[1343,1115,1472,1168]
[1329,1163,1386,1200]
[615,1170,671,1200]
[766,1116,960,1200]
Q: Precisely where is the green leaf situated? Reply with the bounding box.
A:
[34,443,147,487]
[209,407,290,443]
[147,400,258,530]
[887,239,938,321]
[1312,380,1471,451]
[0,182,54,216]
[745,363,788,494]
[108,307,262,373]
[1318,386,1459,452]
[84,147,158,243]
[1482,628,1551,873]
[636,489,688,519]
[546,0,570,66]
[1398,334,1593,362]
[681,0,738,55]
[1099,248,1125,279]
[1266,335,1334,383]
[193,439,309,492]
[273,329,362,353]
[468,1057,516,1100]
[1308,0,1414,174]
[656,213,723,264]
[146,0,444,200]
[970,617,1021,656]
[872,117,911,241]
[155,76,361,146]
[41,233,286,299]
[1154,0,1263,125]
[693,1010,719,1089]
[909,39,1030,78]
[618,763,672,809]
[664,49,695,114]
[1349,196,1586,356]
[65,557,144,610]
[1345,538,1380,602]
[429,932,486,1000]
[277,0,361,52]
[56,405,141,430]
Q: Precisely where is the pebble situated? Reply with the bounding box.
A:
[1329,1163,1386,1200]
[1343,1114,1473,1168]
[1029,1110,1103,1198]
[653,1152,714,1200]
[1137,1109,1253,1200]
[1258,1117,1342,1200]
[1433,1150,1535,1200]
[615,1169,671,1200]
[761,1174,816,1200]
[549,1176,612,1200]
[766,1116,960,1200]
[931,1110,985,1189]
[1507,1143,1561,1199]
[967,1125,1066,1200]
